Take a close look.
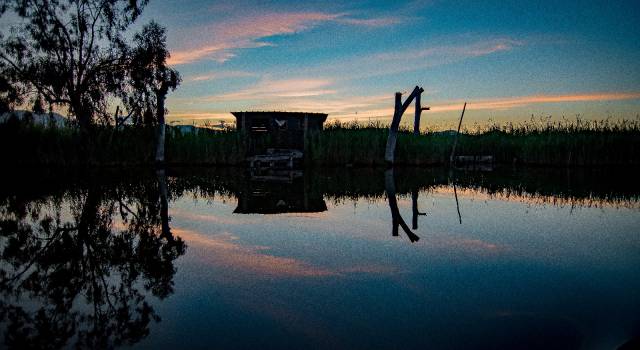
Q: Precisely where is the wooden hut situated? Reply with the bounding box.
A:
[232,111,327,154]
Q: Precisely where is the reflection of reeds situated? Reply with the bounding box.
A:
[1,117,639,166]
[1,165,638,210]
[431,186,640,210]
[168,167,640,210]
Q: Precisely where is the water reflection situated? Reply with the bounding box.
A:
[0,172,185,349]
[0,166,638,348]
[234,169,327,214]
[385,169,420,242]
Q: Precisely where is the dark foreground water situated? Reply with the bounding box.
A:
[0,167,639,350]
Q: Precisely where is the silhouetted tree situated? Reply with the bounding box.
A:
[124,21,180,163]
[0,0,148,130]
[0,72,22,114]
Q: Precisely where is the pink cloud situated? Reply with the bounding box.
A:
[430,92,640,112]
[186,70,256,82]
[168,12,399,65]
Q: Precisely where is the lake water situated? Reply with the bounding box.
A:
[0,167,638,349]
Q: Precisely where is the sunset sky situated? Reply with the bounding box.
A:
[139,0,640,128]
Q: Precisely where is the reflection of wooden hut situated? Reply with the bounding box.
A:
[232,111,328,157]
[233,170,327,214]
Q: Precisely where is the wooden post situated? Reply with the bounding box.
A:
[414,93,421,135]
[449,102,467,165]
[385,92,403,164]
[385,86,424,164]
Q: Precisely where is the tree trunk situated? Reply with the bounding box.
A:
[384,93,403,164]
[155,87,168,164]
[71,97,93,163]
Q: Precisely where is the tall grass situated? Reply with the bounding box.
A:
[307,118,640,166]
[0,119,157,165]
[1,117,638,166]
[166,128,247,165]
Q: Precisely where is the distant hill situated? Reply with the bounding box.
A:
[0,110,69,128]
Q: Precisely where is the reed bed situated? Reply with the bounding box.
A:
[307,118,640,166]
[1,117,638,166]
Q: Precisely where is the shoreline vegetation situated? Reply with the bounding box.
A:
[1,115,639,167]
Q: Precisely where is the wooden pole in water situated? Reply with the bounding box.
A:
[414,93,421,136]
[449,102,467,165]
[384,92,403,164]
[414,96,430,136]
[385,86,424,164]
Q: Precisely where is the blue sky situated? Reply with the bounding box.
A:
[138,0,640,128]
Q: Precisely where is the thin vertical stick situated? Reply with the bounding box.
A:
[414,92,421,136]
[449,102,467,164]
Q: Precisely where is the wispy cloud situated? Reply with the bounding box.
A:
[430,92,640,112]
[186,70,256,82]
[166,112,234,121]
[324,91,640,121]
[203,78,337,101]
[252,95,393,118]
[232,91,640,123]
[168,11,400,65]
[335,16,402,27]
[372,38,522,62]
[266,36,526,84]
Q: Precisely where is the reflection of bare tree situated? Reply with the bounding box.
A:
[0,176,185,349]
[453,183,462,224]
[411,190,427,230]
[385,169,420,242]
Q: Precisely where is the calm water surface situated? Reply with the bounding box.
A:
[0,167,638,349]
